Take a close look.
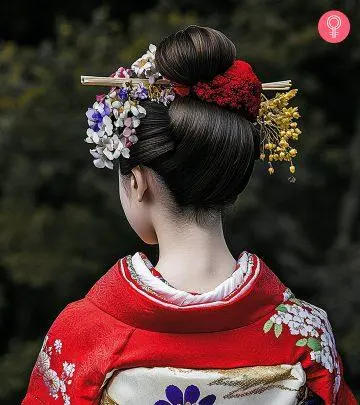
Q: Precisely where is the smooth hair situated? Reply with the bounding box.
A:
[120,25,260,223]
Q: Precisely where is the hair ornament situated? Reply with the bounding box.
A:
[82,43,301,180]
[83,44,175,169]
[257,89,301,182]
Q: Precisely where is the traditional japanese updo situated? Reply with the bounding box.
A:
[119,25,260,218]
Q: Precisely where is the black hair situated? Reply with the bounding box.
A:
[119,25,260,223]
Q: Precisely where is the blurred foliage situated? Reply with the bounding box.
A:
[0,0,359,402]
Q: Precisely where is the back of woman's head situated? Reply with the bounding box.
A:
[120,25,260,218]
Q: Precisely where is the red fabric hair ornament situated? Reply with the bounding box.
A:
[172,60,262,122]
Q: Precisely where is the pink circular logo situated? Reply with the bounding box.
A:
[318,10,350,43]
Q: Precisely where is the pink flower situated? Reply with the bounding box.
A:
[96,94,106,102]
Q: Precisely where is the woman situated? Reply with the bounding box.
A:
[22,25,357,405]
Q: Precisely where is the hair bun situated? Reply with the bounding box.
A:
[156,26,261,121]
[155,25,236,86]
[120,26,260,213]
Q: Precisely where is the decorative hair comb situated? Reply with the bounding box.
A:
[81,44,301,181]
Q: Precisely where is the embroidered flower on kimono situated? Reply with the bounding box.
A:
[63,394,71,405]
[334,374,341,398]
[270,314,283,325]
[283,288,294,301]
[285,304,308,319]
[155,384,216,405]
[54,339,62,353]
[305,313,322,329]
[35,335,75,405]
[63,361,76,378]
[37,350,51,373]
[288,319,303,335]
[263,294,341,402]
[43,369,61,397]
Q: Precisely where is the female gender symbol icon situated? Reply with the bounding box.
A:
[318,10,350,43]
[326,15,341,38]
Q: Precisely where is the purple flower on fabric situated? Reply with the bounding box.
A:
[86,101,111,132]
[155,384,216,405]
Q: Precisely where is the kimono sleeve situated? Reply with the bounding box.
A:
[22,298,134,405]
[22,302,79,405]
[303,310,358,405]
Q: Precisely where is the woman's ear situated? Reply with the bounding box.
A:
[130,166,148,202]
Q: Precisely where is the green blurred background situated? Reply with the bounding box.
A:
[0,0,359,403]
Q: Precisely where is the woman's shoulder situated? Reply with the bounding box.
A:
[264,287,335,352]
[39,296,134,362]
[22,295,135,405]
[261,288,358,403]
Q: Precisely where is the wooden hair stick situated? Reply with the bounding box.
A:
[80,76,292,91]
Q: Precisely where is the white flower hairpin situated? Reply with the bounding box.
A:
[83,44,175,169]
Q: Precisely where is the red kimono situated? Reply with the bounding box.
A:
[22,251,358,405]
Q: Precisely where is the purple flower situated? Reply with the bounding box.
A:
[163,93,175,105]
[133,83,148,100]
[118,88,129,101]
[159,89,175,106]
[86,100,111,132]
[155,384,216,405]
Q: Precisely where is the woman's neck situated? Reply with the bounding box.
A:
[153,214,237,294]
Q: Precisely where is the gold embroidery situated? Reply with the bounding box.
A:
[168,364,303,400]
[126,255,162,297]
[208,365,300,399]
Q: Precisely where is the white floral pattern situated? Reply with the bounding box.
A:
[54,339,62,353]
[263,289,341,404]
[283,287,293,302]
[35,335,76,404]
